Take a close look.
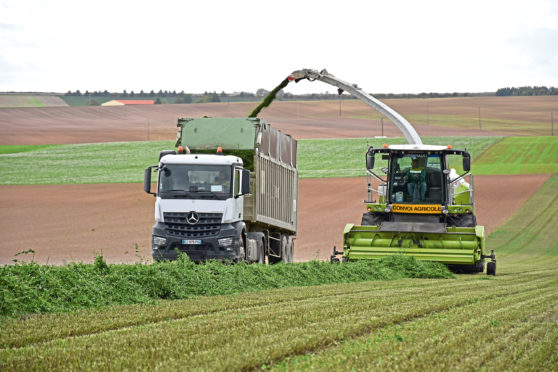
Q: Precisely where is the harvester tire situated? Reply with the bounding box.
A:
[487,261,496,276]
[361,212,382,226]
[475,259,485,273]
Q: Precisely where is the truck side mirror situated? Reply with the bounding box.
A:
[241,169,251,195]
[463,156,471,172]
[366,152,375,170]
[144,166,156,196]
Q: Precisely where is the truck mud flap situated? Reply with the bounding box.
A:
[343,224,484,265]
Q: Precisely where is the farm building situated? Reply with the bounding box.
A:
[101,100,154,106]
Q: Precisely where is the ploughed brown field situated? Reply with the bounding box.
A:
[2,96,557,145]
[0,175,548,265]
[1,98,553,264]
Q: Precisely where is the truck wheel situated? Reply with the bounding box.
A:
[237,235,245,262]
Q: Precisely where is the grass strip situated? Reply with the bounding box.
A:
[0,136,500,184]
[487,174,558,259]
[0,255,452,318]
[1,269,554,371]
[474,136,558,174]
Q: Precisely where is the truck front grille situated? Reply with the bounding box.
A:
[164,212,223,238]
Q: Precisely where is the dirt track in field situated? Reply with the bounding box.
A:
[0,174,548,265]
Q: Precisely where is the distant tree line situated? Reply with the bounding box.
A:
[64,86,558,105]
[496,86,558,96]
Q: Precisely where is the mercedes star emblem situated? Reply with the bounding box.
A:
[187,211,199,225]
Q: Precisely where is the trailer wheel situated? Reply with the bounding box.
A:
[280,235,290,263]
[268,233,282,264]
[285,236,294,263]
[257,237,265,264]
[487,261,496,276]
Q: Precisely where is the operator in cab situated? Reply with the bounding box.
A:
[405,157,427,201]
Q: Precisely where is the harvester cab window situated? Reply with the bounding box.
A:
[390,153,443,204]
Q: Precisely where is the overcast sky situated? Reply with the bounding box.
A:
[1,0,557,94]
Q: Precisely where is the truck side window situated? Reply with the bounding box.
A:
[234,169,241,195]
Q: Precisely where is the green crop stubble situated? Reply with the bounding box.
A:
[298,136,501,179]
[271,273,557,371]
[0,136,500,184]
[487,174,558,266]
[473,136,558,175]
[1,270,556,371]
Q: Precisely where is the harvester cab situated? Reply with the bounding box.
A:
[332,144,496,274]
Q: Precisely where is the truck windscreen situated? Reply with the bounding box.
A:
[158,164,232,199]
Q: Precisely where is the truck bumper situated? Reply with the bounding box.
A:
[151,222,242,262]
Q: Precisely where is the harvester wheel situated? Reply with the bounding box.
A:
[361,212,382,226]
[487,261,496,276]
[475,259,485,273]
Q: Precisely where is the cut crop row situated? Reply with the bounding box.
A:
[1,268,555,371]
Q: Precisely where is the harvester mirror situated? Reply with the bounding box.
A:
[366,152,375,170]
[381,167,388,174]
[463,156,471,172]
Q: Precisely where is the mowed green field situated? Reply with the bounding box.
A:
[2,135,556,184]
[474,136,558,174]
[1,175,556,371]
[0,136,504,184]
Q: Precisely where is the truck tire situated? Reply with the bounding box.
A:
[237,234,245,262]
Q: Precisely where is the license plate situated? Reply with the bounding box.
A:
[182,239,202,245]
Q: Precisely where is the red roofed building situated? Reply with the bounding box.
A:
[101,100,154,106]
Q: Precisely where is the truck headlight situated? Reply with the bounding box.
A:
[153,236,167,246]
[218,237,233,247]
